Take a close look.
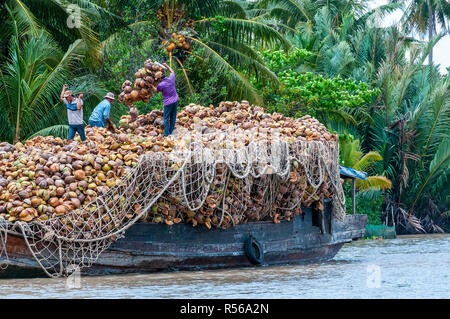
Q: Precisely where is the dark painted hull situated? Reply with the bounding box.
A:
[0,205,367,278]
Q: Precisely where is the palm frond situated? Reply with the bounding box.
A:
[27,124,68,140]
[198,17,291,50]
[356,3,402,29]
[318,41,355,77]
[356,176,392,191]
[338,133,362,167]
[422,79,449,152]
[206,39,279,87]
[28,39,85,113]
[411,138,450,211]
[174,56,194,96]
[181,0,221,17]
[319,108,357,126]
[218,1,247,19]
[354,151,383,172]
[356,188,383,202]
[268,0,313,23]
[6,0,41,37]
[16,0,102,63]
[186,36,262,104]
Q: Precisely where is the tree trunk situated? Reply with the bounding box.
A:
[427,0,434,65]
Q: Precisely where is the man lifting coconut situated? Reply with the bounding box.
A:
[88,92,117,132]
[151,63,179,136]
[60,84,86,142]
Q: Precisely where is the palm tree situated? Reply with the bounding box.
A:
[406,75,449,230]
[0,4,113,143]
[101,0,291,104]
[366,31,449,233]
[393,0,450,64]
[3,0,124,66]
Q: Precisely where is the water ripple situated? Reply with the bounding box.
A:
[0,234,449,298]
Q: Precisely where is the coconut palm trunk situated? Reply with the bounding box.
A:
[428,0,434,65]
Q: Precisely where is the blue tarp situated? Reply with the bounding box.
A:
[339,165,368,180]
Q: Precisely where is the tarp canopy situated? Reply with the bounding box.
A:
[339,165,367,180]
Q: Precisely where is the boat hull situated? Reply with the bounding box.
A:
[0,205,367,278]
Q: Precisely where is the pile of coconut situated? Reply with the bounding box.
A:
[0,100,338,229]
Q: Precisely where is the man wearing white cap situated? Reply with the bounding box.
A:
[88,92,116,130]
[60,84,86,141]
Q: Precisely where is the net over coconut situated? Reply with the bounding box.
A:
[0,100,345,277]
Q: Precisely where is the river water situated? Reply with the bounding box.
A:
[0,234,449,298]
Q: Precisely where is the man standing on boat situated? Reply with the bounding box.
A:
[151,62,179,136]
[88,92,116,131]
[60,84,86,142]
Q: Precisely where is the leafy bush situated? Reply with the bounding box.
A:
[254,49,380,123]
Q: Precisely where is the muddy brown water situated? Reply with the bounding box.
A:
[0,234,449,298]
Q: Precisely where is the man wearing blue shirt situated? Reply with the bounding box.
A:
[88,92,115,130]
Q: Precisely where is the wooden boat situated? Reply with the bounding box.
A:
[0,200,366,278]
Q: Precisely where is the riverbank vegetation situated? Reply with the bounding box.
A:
[0,0,448,233]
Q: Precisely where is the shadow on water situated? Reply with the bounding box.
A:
[0,234,449,298]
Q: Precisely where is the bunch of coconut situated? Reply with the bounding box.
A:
[163,33,190,54]
[118,59,165,108]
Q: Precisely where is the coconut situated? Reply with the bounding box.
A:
[129,107,139,120]
[139,88,149,97]
[122,80,132,90]
[124,93,132,102]
[124,86,132,94]
[130,90,139,101]
[55,205,66,216]
[74,170,85,181]
[49,197,59,208]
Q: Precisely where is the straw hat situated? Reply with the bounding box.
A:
[104,92,115,100]
[63,90,73,98]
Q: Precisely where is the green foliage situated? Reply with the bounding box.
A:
[0,20,84,142]
[254,49,380,124]
[338,133,363,168]
[100,20,160,93]
[178,53,228,106]
[277,71,379,116]
[258,48,313,71]
[344,183,383,225]
[209,16,228,33]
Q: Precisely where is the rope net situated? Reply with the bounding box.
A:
[0,101,346,277]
